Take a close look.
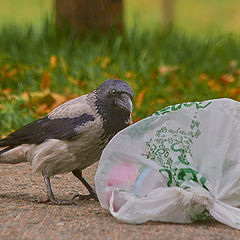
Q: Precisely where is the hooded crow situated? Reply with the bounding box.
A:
[0,79,133,205]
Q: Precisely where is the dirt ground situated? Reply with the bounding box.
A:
[0,162,240,240]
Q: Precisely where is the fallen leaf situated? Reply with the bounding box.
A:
[50,92,67,109]
[220,74,235,84]
[6,68,17,78]
[157,98,166,104]
[2,88,12,95]
[101,57,111,69]
[125,71,136,80]
[50,55,57,69]
[234,69,240,78]
[207,79,221,92]
[95,56,102,63]
[41,71,52,90]
[229,88,240,98]
[229,60,238,69]
[19,103,28,110]
[1,129,14,139]
[0,64,10,76]
[159,66,169,75]
[37,104,51,116]
[77,80,85,88]
[103,72,119,79]
[159,65,179,75]
[67,76,78,85]
[132,118,142,123]
[64,88,78,99]
[169,79,179,89]
[199,73,209,82]
[21,92,29,101]
[135,88,146,109]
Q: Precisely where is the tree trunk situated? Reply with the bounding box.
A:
[56,0,123,34]
[162,0,176,28]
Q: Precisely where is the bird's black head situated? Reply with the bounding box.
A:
[95,79,133,114]
[94,79,134,137]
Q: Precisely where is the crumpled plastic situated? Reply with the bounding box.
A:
[95,98,240,229]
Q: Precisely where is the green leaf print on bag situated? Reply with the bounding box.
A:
[154,101,212,116]
[171,143,190,165]
[142,101,211,190]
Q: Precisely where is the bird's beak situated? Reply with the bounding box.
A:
[114,93,133,113]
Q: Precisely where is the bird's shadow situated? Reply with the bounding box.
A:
[0,192,98,207]
[0,193,228,230]
[117,217,222,229]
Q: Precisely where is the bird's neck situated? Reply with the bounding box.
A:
[94,95,131,139]
[102,108,130,138]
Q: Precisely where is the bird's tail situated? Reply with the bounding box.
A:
[0,146,28,164]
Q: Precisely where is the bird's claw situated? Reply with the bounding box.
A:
[72,192,98,201]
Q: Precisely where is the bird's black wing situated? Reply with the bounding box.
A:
[0,114,95,147]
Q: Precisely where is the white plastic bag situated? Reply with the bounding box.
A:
[95,98,240,229]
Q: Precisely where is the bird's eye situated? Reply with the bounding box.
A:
[111,89,116,94]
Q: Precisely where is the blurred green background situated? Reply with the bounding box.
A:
[1,0,240,34]
[0,0,240,136]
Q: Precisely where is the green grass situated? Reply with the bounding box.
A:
[1,21,240,136]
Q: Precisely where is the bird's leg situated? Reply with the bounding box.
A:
[39,174,76,205]
[72,169,98,201]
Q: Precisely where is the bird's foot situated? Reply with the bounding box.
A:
[37,197,77,206]
[72,191,98,201]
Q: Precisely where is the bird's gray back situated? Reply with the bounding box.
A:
[48,94,95,119]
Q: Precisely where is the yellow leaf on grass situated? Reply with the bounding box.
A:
[2,88,12,95]
[199,73,209,82]
[234,69,240,78]
[207,79,221,92]
[220,74,235,84]
[1,129,14,139]
[159,66,169,75]
[159,66,179,75]
[21,92,29,101]
[0,64,10,76]
[6,68,17,78]
[95,56,102,63]
[50,92,67,110]
[229,60,238,69]
[229,88,240,98]
[41,71,52,90]
[157,98,166,104]
[27,90,69,116]
[103,72,119,79]
[67,76,78,85]
[36,92,69,116]
[37,104,51,116]
[125,71,136,80]
[101,57,111,69]
[50,55,57,69]
[135,88,146,109]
